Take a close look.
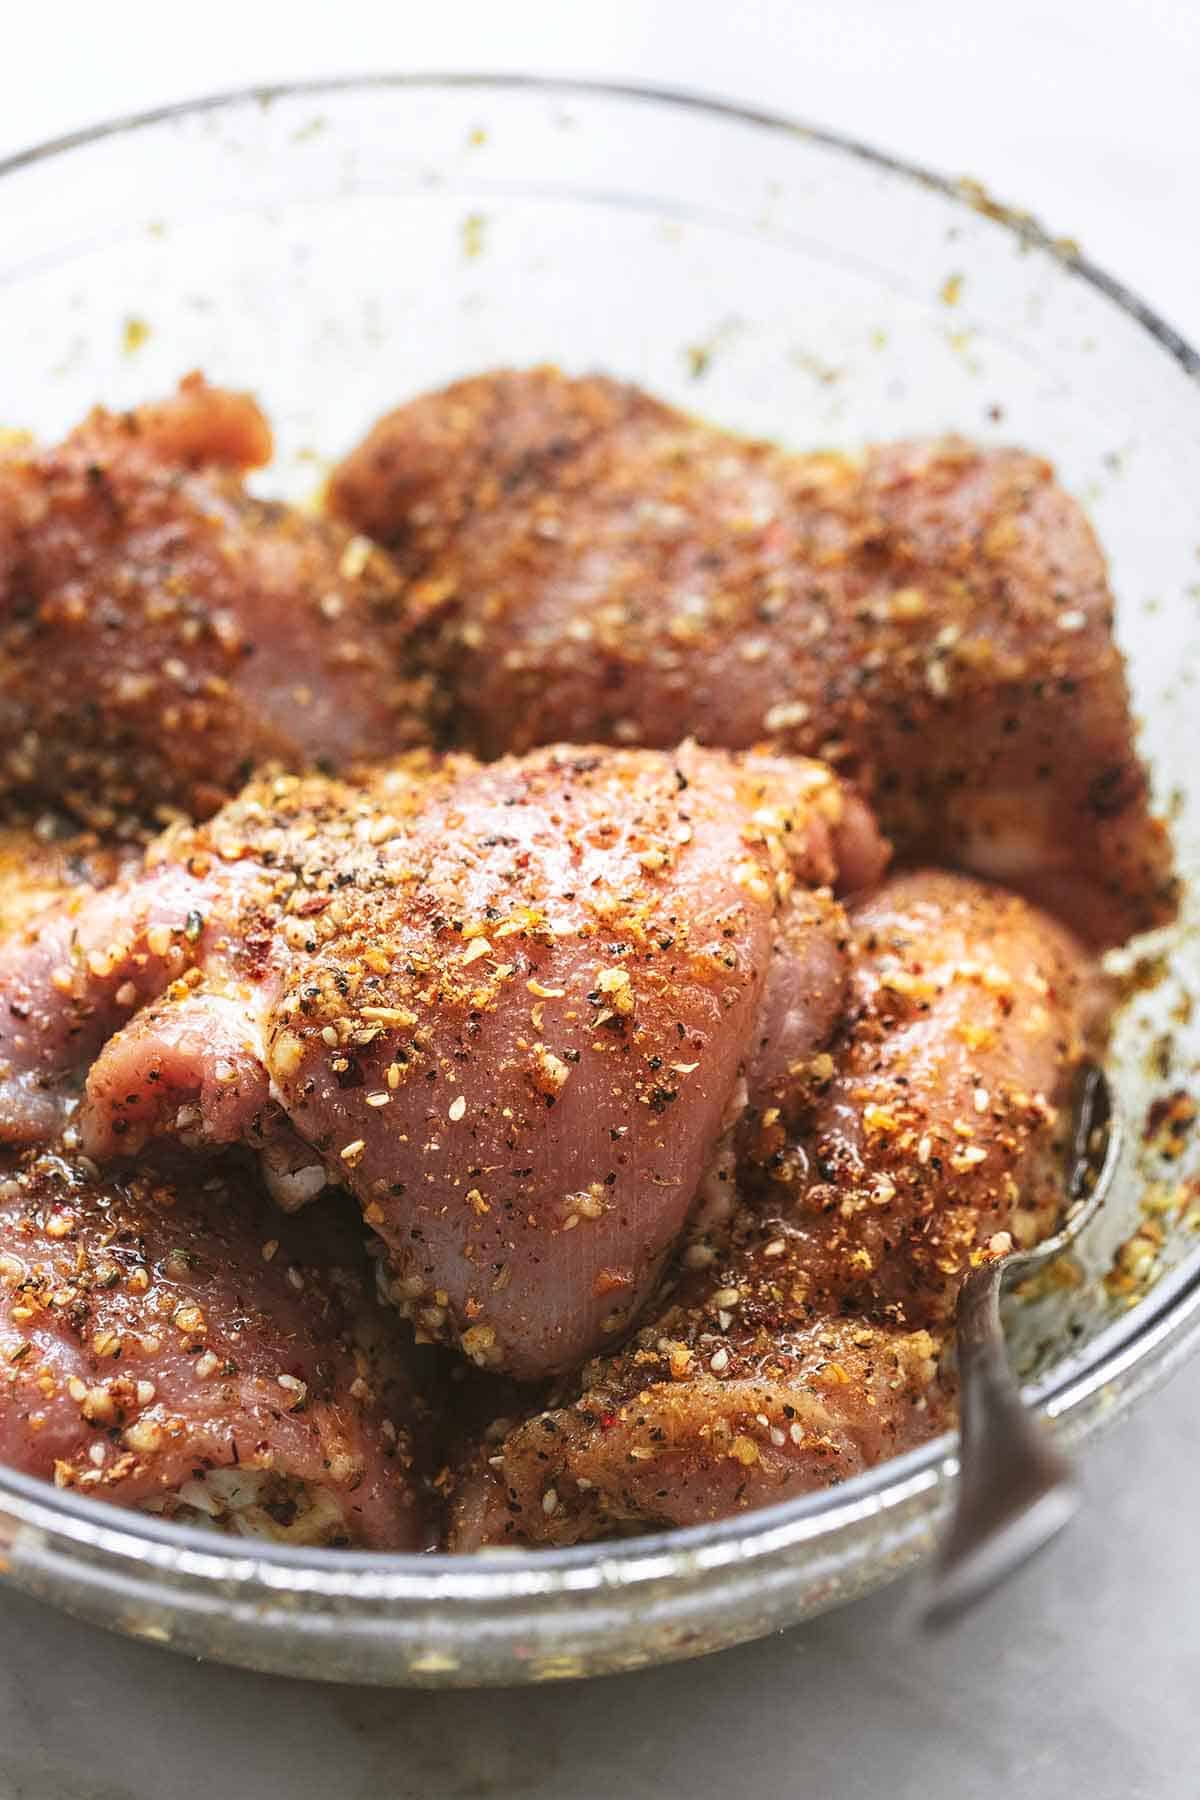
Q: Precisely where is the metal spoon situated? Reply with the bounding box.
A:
[920,1063,1121,1629]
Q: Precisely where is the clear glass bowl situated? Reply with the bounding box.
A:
[0,75,1197,1687]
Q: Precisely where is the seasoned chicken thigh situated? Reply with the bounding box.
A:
[448,869,1100,1545]
[449,1272,948,1550]
[0,376,423,829]
[758,869,1106,1324]
[0,1147,431,1548]
[0,743,886,1379]
[329,367,1174,946]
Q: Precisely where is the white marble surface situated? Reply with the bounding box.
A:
[1,5,1198,1796]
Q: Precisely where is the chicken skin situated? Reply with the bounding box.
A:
[0,743,887,1380]
[0,376,423,830]
[448,869,1100,1546]
[329,367,1174,947]
[0,1146,431,1548]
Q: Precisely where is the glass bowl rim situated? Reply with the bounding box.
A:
[0,69,1196,1604]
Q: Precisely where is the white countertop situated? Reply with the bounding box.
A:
[3,1380,1196,1800]
[1,6,1197,1795]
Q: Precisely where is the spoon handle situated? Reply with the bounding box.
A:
[918,1256,1078,1630]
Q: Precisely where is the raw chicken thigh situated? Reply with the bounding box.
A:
[0,1147,432,1548]
[0,376,422,829]
[0,742,886,1379]
[330,367,1174,947]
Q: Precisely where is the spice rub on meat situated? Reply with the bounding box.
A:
[448,869,1101,1546]
[0,362,1142,1548]
[0,742,887,1381]
[329,366,1174,948]
[749,869,1107,1326]
[0,375,425,831]
[0,1148,432,1548]
[449,1283,948,1550]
